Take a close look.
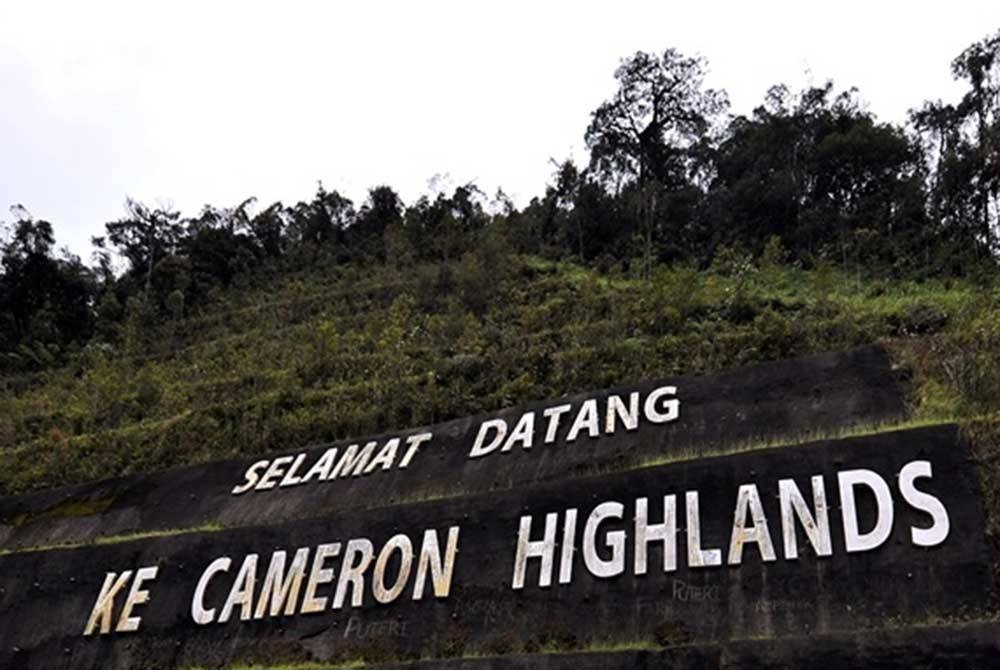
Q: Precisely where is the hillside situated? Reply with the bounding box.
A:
[4,24,1000,670]
[4,30,1000,507]
[2,253,998,498]
[3,254,1000,669]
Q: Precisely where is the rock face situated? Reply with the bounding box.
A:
[0,345,997,669]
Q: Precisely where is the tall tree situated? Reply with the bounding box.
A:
[0,207,95,360]
[180,201,262,296]
[104,199,183,294]
[951,29,1000,249]
[249,202,290,259]
[586,49,728,187]
[288,184,355,262]
[585,49,728,274]
[714,83,930,273]
[346,186,404,261]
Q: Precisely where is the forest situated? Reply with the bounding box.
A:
[2,30,999,366]
[1,30,999,495]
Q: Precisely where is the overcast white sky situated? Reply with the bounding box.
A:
[2,1,999,259]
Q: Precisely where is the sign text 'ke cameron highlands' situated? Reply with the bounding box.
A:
[80,386,950,637]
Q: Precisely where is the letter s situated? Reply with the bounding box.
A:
[231,460,269,495]
[899,460,950,547]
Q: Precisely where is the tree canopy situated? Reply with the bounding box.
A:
[3,29,1000,369]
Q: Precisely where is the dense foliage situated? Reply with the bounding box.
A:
[1,32,1000,494]
[3,31,1000,369]
[1,249,998,496]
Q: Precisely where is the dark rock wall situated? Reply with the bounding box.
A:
[3,345,993,670]
[0,426,991,669]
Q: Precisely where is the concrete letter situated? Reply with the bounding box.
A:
[567,400,600,442]
[635,495,677,574]
[219,554,258,623]
[302,543,340,613]
[116,566,158,633]
[583,502,626,578]
[899,460,950,547]
[232,460,269,495]
[542,404,572,443]
[779,476,832,560]
[469,419,507,458]
[192,558,231,625]
[399,432,433,468]
[373,535,415,604]
[254,548,310,619]
[728,484,777,564]
[511,513,558,589]
[686,491,722,568]
[503,412,535,451]
[84,571,133,636]
[413,526,460,599]
[644,386,679,423]
[839,469,894,553]
[334,539,375,609]
[605,392,640,434]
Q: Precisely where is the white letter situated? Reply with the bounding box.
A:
[278,454,307,487]
[399,432,433,468]
[839,469,894,553]
[254,548,310,619]
[566,400,600,442]
[635,496,677,575]
[558,508,578,585]
[728,484,777,564]
[686,491,722,568]
[373,535,415,604]
[84,571,133,636]
[256,456,294,490]
[779,476,832,560]
[219,554,258,623]
[899,460,950,547]
[542,404,572,443]
[327,442,377,479]
[469,419,507,458]
[511,513,557,589]
[364,438,400,473]
[413,527,460,599]
[232,460,268,495]
[605,393,640,434]
[192,558,231,625]
[644,386,679,423]
[502,412,535,451]
[334,539,374,608]
[301,543,340,613]
[301,448,338,483]
[583,502,625,578]
[116,566,158,633]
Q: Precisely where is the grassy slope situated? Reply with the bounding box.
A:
[3,255,1000,669]
[0,255,998,497]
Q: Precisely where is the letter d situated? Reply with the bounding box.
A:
[469,419,507,458]
[838,469,894,553]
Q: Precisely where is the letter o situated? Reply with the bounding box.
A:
[373,535,414,604]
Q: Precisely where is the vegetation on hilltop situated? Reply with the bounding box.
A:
[1,31,1000,494]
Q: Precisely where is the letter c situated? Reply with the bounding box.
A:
[191,557,231,625]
